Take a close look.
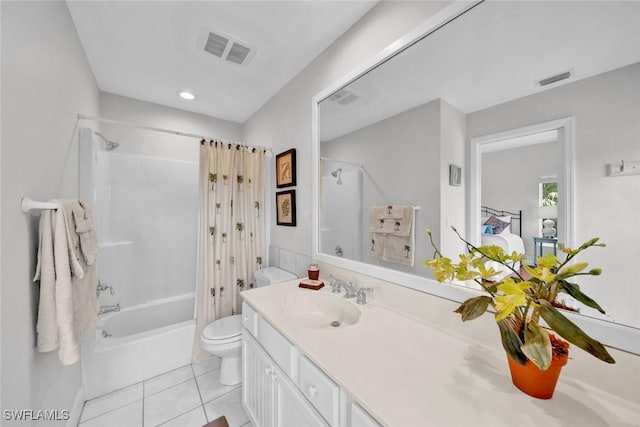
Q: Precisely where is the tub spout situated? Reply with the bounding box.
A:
[99,303,120,314]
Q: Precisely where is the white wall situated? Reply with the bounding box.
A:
[322,100,441,275]
[1,0,100,421]
[482,141,561,257]
[439,99,467,258]
[467,63,640,328]
[244,1,453,257]
[99,92,243,163]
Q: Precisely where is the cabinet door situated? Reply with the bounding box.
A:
[349,402,381,427]
[243,333,276,427]
[274,373,329,427]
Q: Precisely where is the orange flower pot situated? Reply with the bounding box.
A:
[507,350,569,399]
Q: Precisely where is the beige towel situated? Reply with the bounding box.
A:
[370,234,384,259]
[72,202,99,265]
[369,207,387,233]
[368,205,415,266]
[375,205,413,236]
[382,234,414,267]
[33,199,99,365]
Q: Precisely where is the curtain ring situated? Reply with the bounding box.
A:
[200,139,205,145]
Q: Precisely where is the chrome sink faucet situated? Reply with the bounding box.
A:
[329,274,357,298]
[356,287,373,305]
[341,281,357,299]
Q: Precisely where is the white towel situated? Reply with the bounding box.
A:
[33,199,99,365]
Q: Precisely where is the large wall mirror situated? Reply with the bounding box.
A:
[312,0,640,352]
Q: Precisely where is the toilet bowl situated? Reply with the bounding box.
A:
[200,314,243,385]
[201,267,298,386]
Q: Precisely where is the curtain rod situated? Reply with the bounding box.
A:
[77,113,272,154]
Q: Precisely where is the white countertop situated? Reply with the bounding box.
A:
[242,280,640,427]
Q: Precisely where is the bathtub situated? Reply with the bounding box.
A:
[82,293,196,399]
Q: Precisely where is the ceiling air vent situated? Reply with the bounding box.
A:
[204,32,229,58]
[535,70,573,87]
[202,31,254,66]
[327,88,359,106]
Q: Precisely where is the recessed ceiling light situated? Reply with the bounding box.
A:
[179,91,196,100]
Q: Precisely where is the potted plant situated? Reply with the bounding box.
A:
[425,227,615,399]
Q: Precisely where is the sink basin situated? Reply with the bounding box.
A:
[282,292,361,329]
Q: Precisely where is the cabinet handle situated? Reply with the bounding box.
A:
[308,385,317,397]
[244,315,249,322]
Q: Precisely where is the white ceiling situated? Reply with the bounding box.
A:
[66,1,376,123]
[320,1,640,141]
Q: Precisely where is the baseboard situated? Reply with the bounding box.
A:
[67,386,85,427]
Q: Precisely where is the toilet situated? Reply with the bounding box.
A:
[200,267,297,385]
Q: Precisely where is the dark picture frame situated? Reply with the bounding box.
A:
[276,190,296,226]
[276,149,296,188]
[449,164,462,186]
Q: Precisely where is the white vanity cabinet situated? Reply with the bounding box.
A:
[243,330,328,427]
[241,302,381,427]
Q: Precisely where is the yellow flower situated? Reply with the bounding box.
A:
[495,279,531,321]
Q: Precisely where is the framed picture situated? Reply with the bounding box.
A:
[276,190,296,226]
[449,164,462,186]
[276,149,296,188]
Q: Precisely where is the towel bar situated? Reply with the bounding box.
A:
[21,197,58,213]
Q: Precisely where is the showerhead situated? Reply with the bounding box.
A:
[95,131,120,151]
[331,168,343,185]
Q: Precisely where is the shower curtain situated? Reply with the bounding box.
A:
[193,140,265,362]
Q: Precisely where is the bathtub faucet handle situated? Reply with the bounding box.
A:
[97,281,115,297]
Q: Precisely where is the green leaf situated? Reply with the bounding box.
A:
[453,296,492,321]
[538,300,615,364]
[497,318,528,365]
[558,281,606,314]
[521,323,552,370]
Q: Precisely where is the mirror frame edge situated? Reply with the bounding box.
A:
[311,1,640,355]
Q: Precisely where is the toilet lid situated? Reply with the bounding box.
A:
[202,314,242,340]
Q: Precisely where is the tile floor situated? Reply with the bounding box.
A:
[79,358,253,427]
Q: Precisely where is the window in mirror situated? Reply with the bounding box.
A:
[538,180,558,237]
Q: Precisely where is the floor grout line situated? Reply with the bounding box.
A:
[144,376,196,399]
[201,384,242,406]
[157,402,205,427]
[192,364,209,422]
[79,398,144,424]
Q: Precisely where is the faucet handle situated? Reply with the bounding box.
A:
[329,274,342,293]
[356,287,373,305]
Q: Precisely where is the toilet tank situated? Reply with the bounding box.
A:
[254,267,297,288]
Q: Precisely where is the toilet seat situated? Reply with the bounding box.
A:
[202,314,242,344]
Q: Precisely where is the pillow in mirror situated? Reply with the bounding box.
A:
[483,215,510,235]
[482,225,494,234]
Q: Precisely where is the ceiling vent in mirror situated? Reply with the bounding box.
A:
[203,31,255,66]
[327,88,359,106]
[535,69,573,87]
